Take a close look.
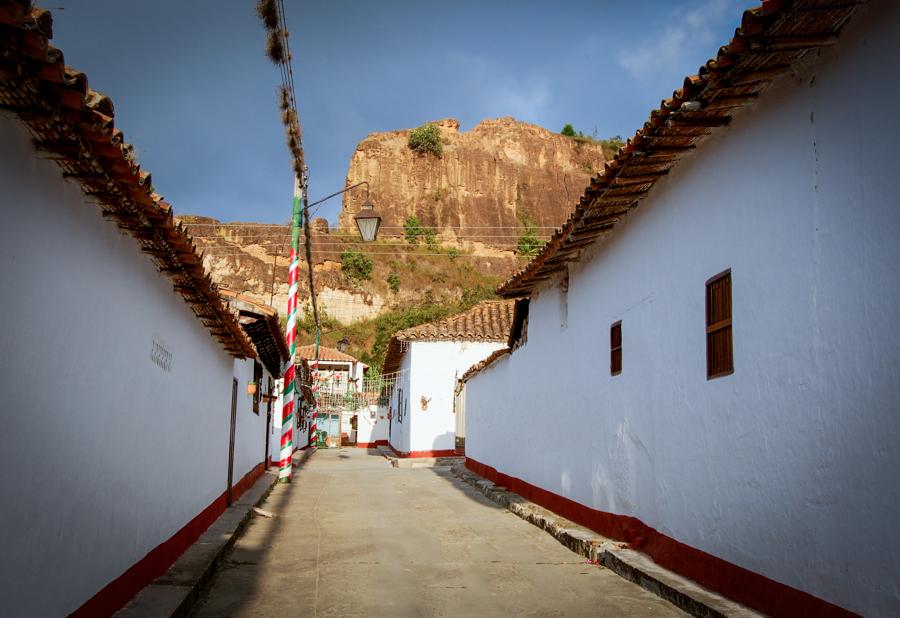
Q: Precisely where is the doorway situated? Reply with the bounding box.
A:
[227,378,238,506]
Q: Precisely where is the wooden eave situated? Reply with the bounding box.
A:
[0,1,254,358]
[497,0,865,299]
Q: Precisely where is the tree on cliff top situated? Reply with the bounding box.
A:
[560,123,576,137]
[408,122,442,157]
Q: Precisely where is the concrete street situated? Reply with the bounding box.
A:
[191,448,683,617]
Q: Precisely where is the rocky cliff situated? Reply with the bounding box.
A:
[338,117,605,246]
[179,117,603,325]
[177,215,515,325]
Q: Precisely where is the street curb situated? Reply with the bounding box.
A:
[116,448,316,618]
[449,464,761,618]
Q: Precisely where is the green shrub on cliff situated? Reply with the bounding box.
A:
[404,215,423,244]
[341,249,374,282]
[408,122,442,157]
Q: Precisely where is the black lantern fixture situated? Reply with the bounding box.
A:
[337,337,350,353]
[354,198,382,242]
[307,180,380,242]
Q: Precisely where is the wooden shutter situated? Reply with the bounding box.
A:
[706,270,733,379]
[610,321,622,376]
[252,361,263,414]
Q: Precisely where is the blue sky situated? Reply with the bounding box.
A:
[52,0,746,225]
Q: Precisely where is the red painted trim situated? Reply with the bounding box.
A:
[386,442,458,458]
[356,440,389,449]
[269,443,307,468]
[70,462,266,618]
[464,457,858,618]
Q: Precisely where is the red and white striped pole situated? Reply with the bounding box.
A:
[278,179,303,483]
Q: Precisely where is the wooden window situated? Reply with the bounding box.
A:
[610,321,622,376]
[252,361,263,414]
[706,270,733,379]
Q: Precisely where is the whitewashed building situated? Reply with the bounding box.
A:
[0,7,287,615]
[297,344,367,446]
[383,301,514,457]
[463,2,899,617]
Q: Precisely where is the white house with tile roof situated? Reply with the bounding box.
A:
[462,2,900,617]
[382,300,515,457]
[0,5,287,615]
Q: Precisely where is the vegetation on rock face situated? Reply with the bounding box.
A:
[517,223,544,256]
[516,212,544,256]
[408,122,443,157]
[288,237,506,371]
[599,135,625,160]
[561,123,576,137]
[404,215,423,243]
[340,249,374,281]
[386,272,400,293]
[403,215,436,245]
[323,284,498,373]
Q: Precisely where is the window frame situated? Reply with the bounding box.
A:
[705,269,734,380]
[610,320,622,376]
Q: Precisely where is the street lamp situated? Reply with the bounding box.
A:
[307,180,382,242]
[337,337,350,353]
[354,198,382,242]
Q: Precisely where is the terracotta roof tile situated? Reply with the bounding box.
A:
[0,1,255,358]
[381,300,516,376]
[460,347,510,383]
[497,0,864,298]
[397,300,516,342]
[295,345,359,363]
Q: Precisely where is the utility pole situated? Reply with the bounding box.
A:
[278,179,303,483]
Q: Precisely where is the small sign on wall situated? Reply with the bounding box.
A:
[151,338,172,372]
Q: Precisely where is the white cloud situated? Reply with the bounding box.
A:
[616,0,741,86]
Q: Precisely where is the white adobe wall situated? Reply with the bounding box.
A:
[406,340,505,453]
[231,359,270,480]
[466,5,900,616]
[387,351,413,453]
[0,112,266,615]
[355,403,389,445]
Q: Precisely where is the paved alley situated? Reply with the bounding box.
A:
[191,448,682,617]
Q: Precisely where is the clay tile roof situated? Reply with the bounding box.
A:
[397,300,516,342]
[497,0,865,298]
[295,344,359,363]
[220,289,290,378]
[381,300,516,376]
[0,1,255,358]
[460,347,510,383]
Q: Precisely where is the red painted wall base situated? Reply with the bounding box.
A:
[70,461,266,617]
[387,442,458,458]
[465,457,857,618]
[356,440,389,449]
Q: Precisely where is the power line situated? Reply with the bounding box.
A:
[179,223,562,229]
[204,249,533,260]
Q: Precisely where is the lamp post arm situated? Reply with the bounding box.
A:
[307,181,369,210]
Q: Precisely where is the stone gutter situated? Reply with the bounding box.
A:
[450,464,761,618]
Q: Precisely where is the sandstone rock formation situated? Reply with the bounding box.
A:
[178,118,600,325]
[177,215,386,323]
[338,117,605,246]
